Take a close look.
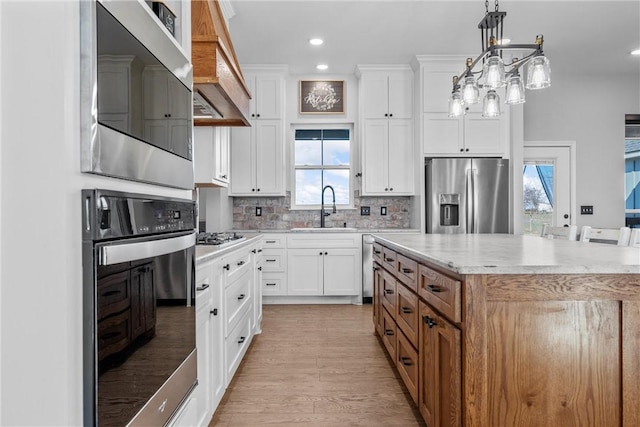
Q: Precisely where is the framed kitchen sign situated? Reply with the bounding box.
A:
[299,80,345,114]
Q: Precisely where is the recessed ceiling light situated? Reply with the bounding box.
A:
[309,38,324,46]
[316,64,328,71]
[631,49,640,56]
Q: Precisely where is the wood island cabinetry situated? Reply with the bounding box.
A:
[373,234,640,427]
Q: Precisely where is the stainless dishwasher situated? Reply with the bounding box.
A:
[362,234,374,303]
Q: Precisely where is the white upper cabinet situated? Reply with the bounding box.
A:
[358,66,415,196]
[361,69,413,119]
[194,126,230,187]
[418,57,508,157]
[229,70,285,196]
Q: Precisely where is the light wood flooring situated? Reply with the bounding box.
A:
[210,304,426,426]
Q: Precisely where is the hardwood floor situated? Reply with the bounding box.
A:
[210,304,426,426]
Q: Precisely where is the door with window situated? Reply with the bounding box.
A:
[522,143,574,235]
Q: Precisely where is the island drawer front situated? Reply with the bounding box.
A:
[262,274,285,296]
[381,307,397,361]
[396,253,418,292]
[225,268,252,338]
[396,283,419,346]
[382,247,398,272]
[381,269,397,319]
[396,328,418,404]
[373,242,384,264]
[418,264,461,324]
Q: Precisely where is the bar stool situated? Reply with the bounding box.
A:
[540,224,578,240]
[579,226,631,246]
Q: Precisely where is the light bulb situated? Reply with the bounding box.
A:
[505,72,525,104]
[448,90,464,117]
[482,90,501,117]
[482,55,506,89]
[526,55,551,90]
[461,76,479,105]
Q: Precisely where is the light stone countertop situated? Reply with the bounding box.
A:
[196,233,262,265]
[374,233,640,275]
[232,228,420,234]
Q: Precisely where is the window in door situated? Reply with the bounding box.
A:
[292,128,352,209]
[625,115,640,228]
[522,143,574,236]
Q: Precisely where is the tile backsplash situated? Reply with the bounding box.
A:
[232,191,412,230]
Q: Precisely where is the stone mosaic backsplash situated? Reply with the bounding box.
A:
[232,191,412,230]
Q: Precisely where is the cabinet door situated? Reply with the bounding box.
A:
[423,112,463,155]
[167,76,190,119]
[387,119,414,195]
[388,72,413,119]
[323,248,359,296]
[254,75,282,119]
[362,119,389,195]
[362,74,389,119]
[373,264,382,332]
[463,112,504,154]
[209,263,225,409]
[195,267,212,424]
[229,126,255,195]
[287,249,324,296]
[255,119,284,195]
[215,127,230,184]
[419,301,462,427]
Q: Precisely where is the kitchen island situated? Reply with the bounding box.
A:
[372,233,640,427]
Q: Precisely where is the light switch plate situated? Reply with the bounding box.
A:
[580,205,593,215]
[256,206,262,216]
[381,206,387,216]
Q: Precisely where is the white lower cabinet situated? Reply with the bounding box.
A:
[193,240,263,425]
[286,234,361,296]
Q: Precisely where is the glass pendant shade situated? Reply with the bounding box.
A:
[525,55,551,89]
[482,55,506,89]
[461,76,480,104]
[482,90,501,117]
[505,72,525,104]
[448,90,464,117]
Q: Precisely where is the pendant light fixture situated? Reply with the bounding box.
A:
[448,0,551,118]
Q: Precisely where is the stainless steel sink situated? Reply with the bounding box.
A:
[290,227,358,232]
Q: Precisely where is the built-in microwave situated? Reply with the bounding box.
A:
[80,0,194,189]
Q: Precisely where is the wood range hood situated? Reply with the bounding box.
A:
[191,0,251,126]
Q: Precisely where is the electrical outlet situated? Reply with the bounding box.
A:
[580,205,593,215]
[256,206,262,216]
[360,206,371,216]
[381,206,387,216]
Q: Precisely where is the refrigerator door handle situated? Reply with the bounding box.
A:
[465,169,473,233]
[467,168,479,234]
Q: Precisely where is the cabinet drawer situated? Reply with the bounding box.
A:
[381,307,397,361]
[262,235,286,248]
[382,247,397,272]
[225,268,252,337]
[396,253,418,292]
[287,233,359,248]
[381,269,397,319]
[262,273,286,296]
[225,310,252,386]
[225,250,252,283]
[373,242,384,264]
[418,264,461,324]
[261,248,286,272]
[396,328,418,404]
[396,283,419,346]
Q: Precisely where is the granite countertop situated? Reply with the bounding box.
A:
[373,233,640,275]
[196,233,262,264]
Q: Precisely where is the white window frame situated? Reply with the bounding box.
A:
[290,123,355,211]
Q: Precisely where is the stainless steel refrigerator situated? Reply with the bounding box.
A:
[425,158,510,234]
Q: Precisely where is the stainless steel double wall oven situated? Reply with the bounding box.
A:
[82,190,197,426]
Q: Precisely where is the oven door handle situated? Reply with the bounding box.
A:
[99,232,195,266]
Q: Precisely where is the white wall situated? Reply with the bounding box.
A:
[524,69,639,228]
[0,2,191,425]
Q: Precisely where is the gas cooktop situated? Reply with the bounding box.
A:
[196,232,245,247]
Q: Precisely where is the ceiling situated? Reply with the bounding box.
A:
[226,0,640,77]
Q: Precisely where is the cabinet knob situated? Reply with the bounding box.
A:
[223,264,230,271]
[402,268,412,274]
[389,113,393,117]
[266,283,276,286]
[384,289,393,294]
[221,174,227,179]
[251,114,255,117]
[252,189,255,192]
[324,251,328,255]
[257,188,260,191]
[423,315,438,328]
[319,252,323,256]
[384,329,394,336]
[384,188,388,191]
[384,113,388,117]
[465,148,469,152]
[460,148,464,152]
[258,266,262,271]
[256,114,261,118]
[389,188,393,191]
[210,308,218,316]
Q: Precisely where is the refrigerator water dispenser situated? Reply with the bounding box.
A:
[439,194,460,226]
